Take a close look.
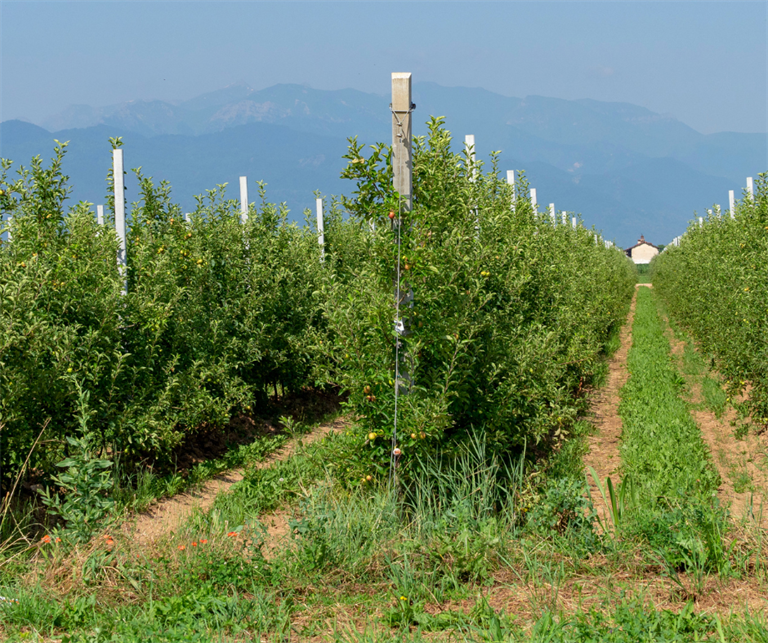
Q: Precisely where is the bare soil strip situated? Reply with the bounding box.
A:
[661,320,768,529]
[583,286,640,519]
[121,417,346,546]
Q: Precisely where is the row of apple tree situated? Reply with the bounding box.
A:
[652,173,768,427]
[0,117,636,490]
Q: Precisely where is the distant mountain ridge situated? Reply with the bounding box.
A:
[3,82,766,247]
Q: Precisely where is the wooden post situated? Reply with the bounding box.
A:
[97,205,104,225]
[746,176,754,199]
[729,190,735,219]
[113,148,127,294]
[239,176,248,223]
[391,73,413,212]
[549,203,556,225]
[506,170,515,211]
[316,197,325,262]
[391,72,416,412]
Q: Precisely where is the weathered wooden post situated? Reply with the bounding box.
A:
[113,148,127,294]
[390,71,415,476]
[506,170,515,211]
[729,190,735,219]
[316,197,325,262]
[97,205,104,225]
[746,176,754,199]
[392,73,413,212]
[239,176,249,224]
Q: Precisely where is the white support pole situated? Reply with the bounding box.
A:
[746,176,754,199]
[97,205,104,225]
[549,203,556,225]
[464,135,476,181]
[530,188,537,215]
[561,211,567,226]
[715,204,721,217]
[506,170,515,211]
[698,217,703,227]
[729,190,735,219]
[184,212,191,223]
[239,176,248,224]
[113,148,127,294]
[316,197,325,262]
[572,216,577,230]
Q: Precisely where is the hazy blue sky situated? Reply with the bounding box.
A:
[1,1,766,134]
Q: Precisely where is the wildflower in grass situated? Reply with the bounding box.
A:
[400,596,407,601]
[227,531,238,537]
[192,541,198,547]
[40,535,51,544]
[200,539,208,544]
[178,545,186,551]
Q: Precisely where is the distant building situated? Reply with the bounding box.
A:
[625,235,659,264]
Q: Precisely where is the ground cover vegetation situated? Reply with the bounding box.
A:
[5,120,765,640]
[652,174,768,428]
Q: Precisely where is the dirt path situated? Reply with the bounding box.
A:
[583,286,641,521]
[661,321,768,529]
[121,417,346,546]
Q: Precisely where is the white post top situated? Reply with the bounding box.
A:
[506,170,515,184]
[698,217,703,226]
[729,189,735,218]
[746,176,754,197]
[96,205,104,225]
[391,73,412,111]
[464,135,475,147]
[572,216,577,230]
[239,176,248,223]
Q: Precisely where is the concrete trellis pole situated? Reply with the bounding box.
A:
[699,217,703,227]
[184,212,191,223]
[561,211,567,226]
[572,216,577,230]
[549,203,556,225]
[113,148,127,294]
[530,188,537,216]
[239,176,248,224]
[391,72,413,212]
[316,197,325,262]
[464,135,477,181]
[97,205,104,225]
[746,176,754,199]
[729,190,735,219]
[506,170,515,211]
[390,72,415,473]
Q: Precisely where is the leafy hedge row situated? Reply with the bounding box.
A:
[0,119,636,490]
[0,143,324,489]
[652,174,768,426]
[321,118,636,476]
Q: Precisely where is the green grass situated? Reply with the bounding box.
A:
[616,287,729,572]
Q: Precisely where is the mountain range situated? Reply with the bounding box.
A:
[2,82,765,247]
